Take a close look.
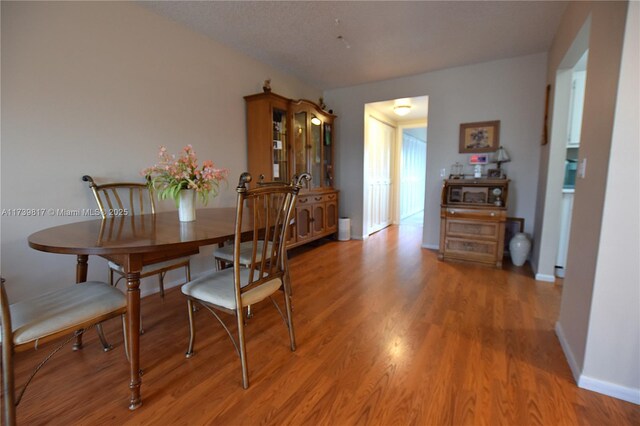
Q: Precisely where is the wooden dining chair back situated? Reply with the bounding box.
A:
[212,174,299,270]
[181,172,309,388]
[1,277,127,426]
[82,175,155,218]
[82,175,191,301]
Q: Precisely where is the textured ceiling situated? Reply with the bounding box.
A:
[141,1,567,90]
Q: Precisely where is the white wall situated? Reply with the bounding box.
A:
[1,2,320,301]
[541,0,639,404]
[324,53,547,249]
[581,1,639,403]
[543,0,630,388]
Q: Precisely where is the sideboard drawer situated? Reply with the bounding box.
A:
[298,192,338,205]
[446,219,500,241]
[324,193,338,202]
[444,237,499,263]
[297,196,311,205]
[444,208,504,221]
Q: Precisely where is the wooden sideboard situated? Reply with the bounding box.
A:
[438,178,509,268]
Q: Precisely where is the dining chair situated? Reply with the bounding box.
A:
[212,174,302,317]
[82,175,192,300]
[181,172,308,389]
[212,174,287,270]
[1,277,127,426]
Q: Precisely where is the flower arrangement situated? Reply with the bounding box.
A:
[142,145,228,206]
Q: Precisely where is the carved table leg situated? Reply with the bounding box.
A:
[126,271,142,410]
[73,255,89,351]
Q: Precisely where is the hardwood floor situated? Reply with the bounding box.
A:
[8,224,640,425]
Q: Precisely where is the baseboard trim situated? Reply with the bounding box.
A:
[555,322,581,382]
[422,243,439,250]
[555,322,639,404]
[531,258,556,283]
[578,375,640,405]
[535,273,556,282]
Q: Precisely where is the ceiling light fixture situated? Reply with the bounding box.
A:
[393,98,412,116]
[394,105,411,116]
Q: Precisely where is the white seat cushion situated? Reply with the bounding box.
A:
[5,281,126,345]
[108,257,190,274]
[181,268,282,311]
[213,241,273,266]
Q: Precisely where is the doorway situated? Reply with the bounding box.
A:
[363,96,428,237]
[556,50,588,278]
[534,17,590,281]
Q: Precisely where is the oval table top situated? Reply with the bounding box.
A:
[28,208,242,256]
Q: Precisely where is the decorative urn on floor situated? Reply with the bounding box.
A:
[509,232,531,266]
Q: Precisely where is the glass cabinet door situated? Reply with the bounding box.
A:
[293,111,308,180]
[323,123,333,187]
[272,108,288,182]
[310,115,322,188]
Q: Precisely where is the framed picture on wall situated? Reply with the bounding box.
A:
[459,120,500,153]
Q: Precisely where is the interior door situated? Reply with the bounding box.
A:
[366,116,394,235]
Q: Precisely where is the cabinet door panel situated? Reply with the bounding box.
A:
[312,203,325,235]
[310,116,322,188]
[296,205,312,241]
[323,123,333,187]
[293,111,308,180]
[326,201,338,232]
[271,107,289,182]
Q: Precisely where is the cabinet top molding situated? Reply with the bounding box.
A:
[244,91,336,118]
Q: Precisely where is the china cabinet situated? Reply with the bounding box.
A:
[245,90,338,248]
[438,178,509,268]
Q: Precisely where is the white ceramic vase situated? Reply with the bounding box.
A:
[178,189,196,222]
[509,232,531,266]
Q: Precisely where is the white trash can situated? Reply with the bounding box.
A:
[338,217,351,241]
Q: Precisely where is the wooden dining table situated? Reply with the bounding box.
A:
[27,208,246,410]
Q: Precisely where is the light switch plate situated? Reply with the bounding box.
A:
[578,158,587,178]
